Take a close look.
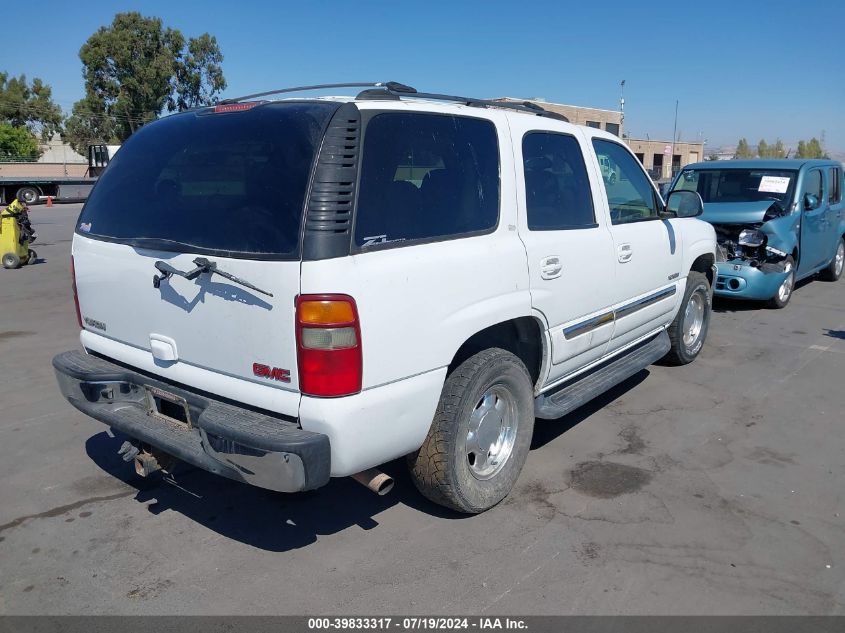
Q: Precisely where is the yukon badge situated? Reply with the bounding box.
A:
[252,363,291,383]
[83,317,107,331]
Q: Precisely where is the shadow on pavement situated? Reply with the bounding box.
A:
[85,431,462,553]
[824,329,845,341]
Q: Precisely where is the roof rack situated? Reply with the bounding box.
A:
[356,85,569,122]
[218,81,416,105]
[217,81,568,122]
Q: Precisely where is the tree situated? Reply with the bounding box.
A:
[64,12,226,151]
[0,72,64,141]
[170,33,226,111]
[771,139,786,158]
[796,137,828,159]
[757,139,769,158]
[0,122,41,161]
[735,138,754,159]
[706,154,720,161]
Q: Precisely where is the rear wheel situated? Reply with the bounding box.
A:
[768,256,795,309]
[15,186,40,205]
[2,253,21,269]
[819,238,844,282]
[663,271,711,365]
[408,348,535,513]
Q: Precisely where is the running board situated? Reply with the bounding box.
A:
[534,330,671,420]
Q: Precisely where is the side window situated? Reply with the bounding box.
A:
[592,139,659,224]
[522,132,595,230]
[829,167,842,204]
[354,112,499,248]
[804,169,823,202]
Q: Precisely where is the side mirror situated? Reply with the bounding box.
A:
[804,193,820,210]
[664,190,704,218]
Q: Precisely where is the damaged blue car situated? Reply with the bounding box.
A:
[669,159,845,307]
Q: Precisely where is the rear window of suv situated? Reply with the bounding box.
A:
[77,102,339,258]
[354,112,499,248]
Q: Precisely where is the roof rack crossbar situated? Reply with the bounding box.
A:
[357,87,569,122]
[219,81,417,105]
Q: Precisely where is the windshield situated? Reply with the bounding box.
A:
[671,168,797,206]
[77,101,339,258]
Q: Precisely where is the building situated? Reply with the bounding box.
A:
[625,138,705,181]
[494,98,622,136]
[494,97,703,181]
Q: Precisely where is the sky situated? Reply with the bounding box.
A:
[4,0,845,153]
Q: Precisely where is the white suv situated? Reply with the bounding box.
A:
[54,82,716,513]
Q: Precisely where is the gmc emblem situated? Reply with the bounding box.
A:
[253,363,291,383]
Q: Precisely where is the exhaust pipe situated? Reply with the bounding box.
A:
[351,468,394,496]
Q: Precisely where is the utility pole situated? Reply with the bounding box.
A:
[619,80,626,135]
[670,100,678,177]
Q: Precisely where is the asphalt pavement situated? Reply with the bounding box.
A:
[1,204,843,615]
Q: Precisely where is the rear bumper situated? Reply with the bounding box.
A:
[52,350,331,492]
[714,261,789,301]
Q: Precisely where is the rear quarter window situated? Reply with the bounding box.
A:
[354,112,500,248]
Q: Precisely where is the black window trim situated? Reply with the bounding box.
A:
[590,136,663,226]
[521,129,598,231]
[349,109,502,255]
[828,166,842,204]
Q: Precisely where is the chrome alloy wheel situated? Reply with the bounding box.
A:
[778,260,795,304]
[835,241,844,278]
[464,385,518,480]
[682,291,705,348]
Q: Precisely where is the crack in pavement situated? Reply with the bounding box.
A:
[0,490,135,535]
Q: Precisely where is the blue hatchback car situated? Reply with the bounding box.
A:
[668,159,845,307]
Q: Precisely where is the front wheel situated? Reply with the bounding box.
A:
[768,256,795,309]
[2,253,21,269]
[819,238,844,282]
[663,271,711,365]
[408,348,535,513]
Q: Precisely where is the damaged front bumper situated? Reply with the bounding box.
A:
[714,259,790,300]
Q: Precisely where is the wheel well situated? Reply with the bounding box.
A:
[690,253,715,287]
[449,317,543,386]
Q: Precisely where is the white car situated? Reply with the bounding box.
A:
[54,82,716,513]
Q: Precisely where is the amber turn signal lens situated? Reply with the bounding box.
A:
[298,300,355,325]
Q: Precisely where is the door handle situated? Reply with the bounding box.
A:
[540,256,562,280]
[617,243,633,263]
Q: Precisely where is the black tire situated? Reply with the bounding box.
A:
[408,348,535,514]
[768,256,796,309]
[663,271,711,365]
[27,250,37,265]
[15,186,40,205]
[819,238,844,282]
[3,253,21,269]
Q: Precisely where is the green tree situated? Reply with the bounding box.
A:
[771,139,786,158]
[706,154,720,161]
[796,137,828,159]
[64,12,226,151]
[735,138,754,159]
[757,139,769,158]
[0,122,41,161]
[0,72,63,141]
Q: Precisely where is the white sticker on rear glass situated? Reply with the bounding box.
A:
[758,176,790,194]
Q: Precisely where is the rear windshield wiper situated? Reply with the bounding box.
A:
[152,257,274,297]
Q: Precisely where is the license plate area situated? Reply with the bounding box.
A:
[144,385,192,429]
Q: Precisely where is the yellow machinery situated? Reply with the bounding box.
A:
[1,207,36,269]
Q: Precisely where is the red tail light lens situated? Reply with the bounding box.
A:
[296,294,362,397]
[71,256,82,328]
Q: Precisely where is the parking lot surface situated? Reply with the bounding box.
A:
[1,204,844,615]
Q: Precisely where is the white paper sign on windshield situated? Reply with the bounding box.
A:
[758,176,790,194]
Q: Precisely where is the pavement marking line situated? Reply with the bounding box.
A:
[480,550,561,613]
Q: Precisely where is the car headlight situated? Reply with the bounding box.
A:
[738,229,766,248]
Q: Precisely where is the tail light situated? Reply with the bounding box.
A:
[71,256,82,328]
[295,294,362,397]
